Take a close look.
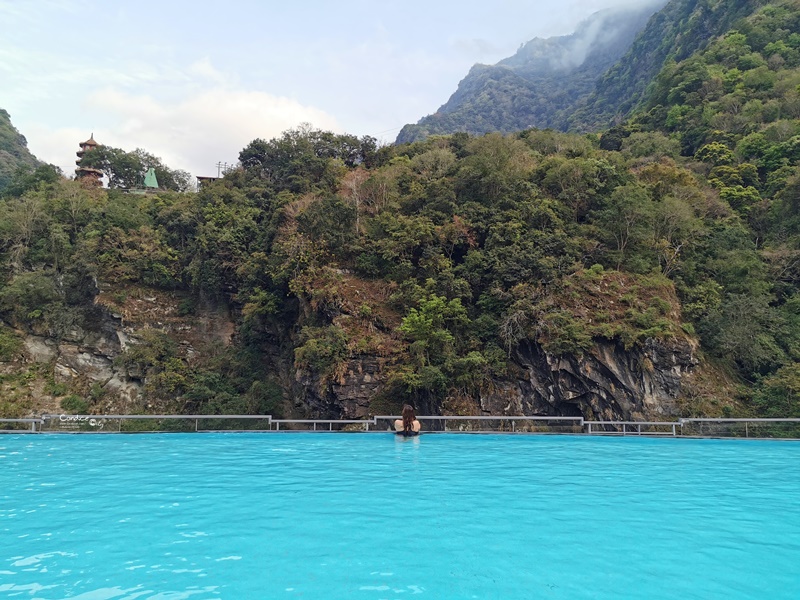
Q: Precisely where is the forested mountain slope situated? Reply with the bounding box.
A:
[2,1,800,422]
[0,118,794,421]
[396,1,666,144]
[0,109,40,192]
[399,0,774,141]
[570,0,771,131]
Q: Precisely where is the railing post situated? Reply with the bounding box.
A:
[746,422,749,438]
[512,421,515,433]
[195,419,199,432]
[587,423,592,435]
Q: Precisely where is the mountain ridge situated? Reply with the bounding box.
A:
[396,1,668,143]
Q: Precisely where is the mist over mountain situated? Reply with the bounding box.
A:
[569,0,769,131]
[396,0,667,144]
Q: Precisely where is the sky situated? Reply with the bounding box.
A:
[1,0,650,178]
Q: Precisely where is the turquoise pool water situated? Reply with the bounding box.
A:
[1,434,799,599]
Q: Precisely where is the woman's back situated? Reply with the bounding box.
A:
[395,405,421,435]
[394,418,421,435]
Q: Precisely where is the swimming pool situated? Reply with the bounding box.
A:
[1,434,798,599]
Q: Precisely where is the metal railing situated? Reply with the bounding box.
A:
[273,419,376,431]
[586,421,680,436]
[39,414,274,433]
[679,418,800,439]
[35,414,586,434]
[408,415,584,433]
[0,414,793,439]
[0,418,43,433]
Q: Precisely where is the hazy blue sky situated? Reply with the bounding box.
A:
[1,0,651,176]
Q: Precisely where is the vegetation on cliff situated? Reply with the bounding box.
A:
[0,118,797,418]
[398,0,777,140]
[1,0,800,419]
[569,0,770,131]
[0,109,41,193]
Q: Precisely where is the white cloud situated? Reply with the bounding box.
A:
[25,85,341,178]
[0,0,84,20]
[187,58,229,86]
[6,0,669,167]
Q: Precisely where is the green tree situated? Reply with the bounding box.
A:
[80,146,192,191]
[399,294,468,367]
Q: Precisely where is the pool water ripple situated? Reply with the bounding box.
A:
[1,434,799,599]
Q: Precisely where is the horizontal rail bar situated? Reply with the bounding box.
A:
[680,418,800,423]
[42,414,273,420]
[37,415,800,424]
[376,415,584,422]
[585,421,679,426]
[271,419,373,424]
[10,415,796,440]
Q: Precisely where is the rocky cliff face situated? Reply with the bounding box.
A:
[11,286,236,416]
[23,310,141,410]
[9,281,700,421]
[294,336,699,422]
[294,354,394,419]
[481,337,698,420]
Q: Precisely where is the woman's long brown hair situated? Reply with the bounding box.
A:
[402,404,416,435]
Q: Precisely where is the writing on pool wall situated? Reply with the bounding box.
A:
[57,415,107,430]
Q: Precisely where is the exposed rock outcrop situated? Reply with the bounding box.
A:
[22,309,143,409]
[295,336,698,421]
[13,286,237,415]
[479,337,698,420]
[10,276,698,422]
[294,355,387,418]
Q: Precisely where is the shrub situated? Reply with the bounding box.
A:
[294,325,349,377]
[61,395,89,414]
[0,328,21,361]
[46,381,69,396]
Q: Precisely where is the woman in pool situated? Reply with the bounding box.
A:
[394,404,422,436]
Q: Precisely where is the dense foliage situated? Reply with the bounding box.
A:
[398,0,774,141]
[1,112,799,417]
[570,0,768,131]
[0,109,40,193]
[79,145,193,191]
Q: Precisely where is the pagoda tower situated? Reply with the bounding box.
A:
[75,134,104,186]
